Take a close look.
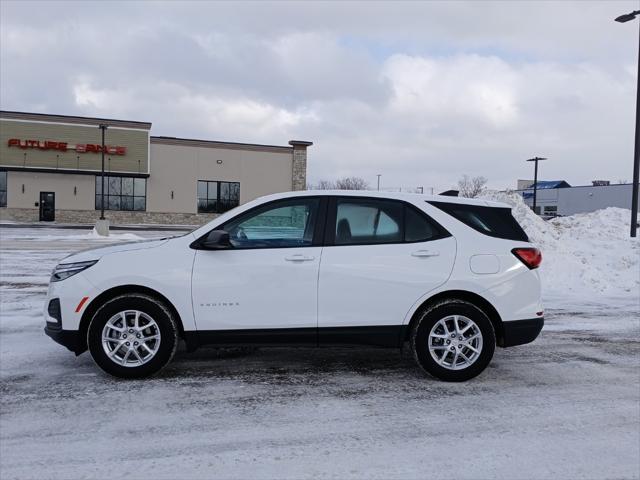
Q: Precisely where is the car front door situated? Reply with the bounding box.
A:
[318,197,456,345]
[191,196,326,341]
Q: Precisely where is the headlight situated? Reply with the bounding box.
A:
[51,260,98,282]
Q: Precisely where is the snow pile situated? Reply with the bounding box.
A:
[39,228,145,242]
[85,227,144,241]
[480,191,639,298]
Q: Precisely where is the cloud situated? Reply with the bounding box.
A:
[383,54,519,128]
[1,0,638,191]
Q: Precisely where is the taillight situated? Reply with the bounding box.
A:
[512,247,542,269]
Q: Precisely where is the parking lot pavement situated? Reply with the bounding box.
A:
[1,228,639,479]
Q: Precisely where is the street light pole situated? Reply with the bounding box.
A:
[615,10,640,237]
[526,156,548,214]
[377,174,381,191]
[98,124,108,220]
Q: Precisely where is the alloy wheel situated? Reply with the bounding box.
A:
[101,310,161,367]
[428,315,483,370]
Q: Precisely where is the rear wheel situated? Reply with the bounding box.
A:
[87,294,178,379]
[411,300,495,381]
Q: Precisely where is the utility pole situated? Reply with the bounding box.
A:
[98,124,108,220]
[614,9,640,237]
[377,174,381,191]
[526,157,547,214]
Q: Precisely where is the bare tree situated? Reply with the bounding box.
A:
[311,179,336,190]
[335,176,370,190]
[457,175,488,198]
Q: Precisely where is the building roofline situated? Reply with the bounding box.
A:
[0,110,152,130]
[150,136,294,154]
[0,165,150,178]
[289,140,313,147]
[514,183,632,192]
[551,183,632,189]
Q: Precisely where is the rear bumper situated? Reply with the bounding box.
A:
[44,326,81,354]
[501,317,544,347]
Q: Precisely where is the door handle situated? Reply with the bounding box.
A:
[285,254,315,262]
[412,250,440,258]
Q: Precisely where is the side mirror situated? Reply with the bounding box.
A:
[198,230,232,250]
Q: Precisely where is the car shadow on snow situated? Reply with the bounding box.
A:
[161,344,547,390]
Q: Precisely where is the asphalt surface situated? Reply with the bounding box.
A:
[1,229,639,479]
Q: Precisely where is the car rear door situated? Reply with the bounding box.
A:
[317,196,456,345]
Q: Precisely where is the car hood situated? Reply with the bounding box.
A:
[60,238,170,263]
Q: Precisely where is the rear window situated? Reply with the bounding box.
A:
[428,201,529,242]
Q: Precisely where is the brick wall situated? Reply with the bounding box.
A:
[289,141,311,191]
[292,148,307,191]
[0,207,218,226]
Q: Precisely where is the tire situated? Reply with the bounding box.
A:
[87,293,179,379]
[411,299,495,382]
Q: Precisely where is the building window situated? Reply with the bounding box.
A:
[95,176,146,211]
[197,180,240,213]
[0,171,6,207]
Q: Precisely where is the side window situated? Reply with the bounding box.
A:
[404,206,442,242]
[222,198,320,249]
[429,201,528,242]
[335,199,403,245]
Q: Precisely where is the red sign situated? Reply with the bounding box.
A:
[7,138,126,155]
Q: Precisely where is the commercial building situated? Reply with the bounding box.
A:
[0,111,310,224]
[515,179,639,216]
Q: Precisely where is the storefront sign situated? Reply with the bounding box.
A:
[7,138,126,155]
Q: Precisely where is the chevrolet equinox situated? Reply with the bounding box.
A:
[45,191,543,381]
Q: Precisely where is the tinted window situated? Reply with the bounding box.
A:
[222,198,320,248]
[197,180,218,213]
[95,176,146,211]
[220,182,240,212]
[335,199,403,245]
[122,177,133,196]
[197,180,239,214]
[429,201,528,241]
[134,178,146,196]
[108,177,121,195]
[405,206,441,242]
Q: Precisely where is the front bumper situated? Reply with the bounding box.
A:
[501,317,544,347]
[44,325,82,355]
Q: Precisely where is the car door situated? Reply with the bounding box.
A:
[318,197,456,345]
[191,196,326,341]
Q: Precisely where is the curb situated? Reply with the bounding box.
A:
[0,222,195,232]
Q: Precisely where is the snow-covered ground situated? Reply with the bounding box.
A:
[1,210,639,479]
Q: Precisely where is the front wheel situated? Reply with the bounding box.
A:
[87,294,179,379]
[411,300,495,382]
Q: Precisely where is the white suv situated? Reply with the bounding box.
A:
[44,191,543,381]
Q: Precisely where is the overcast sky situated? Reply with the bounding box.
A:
[1,0,638,192]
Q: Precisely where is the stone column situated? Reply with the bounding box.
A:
[288,140,312,191]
